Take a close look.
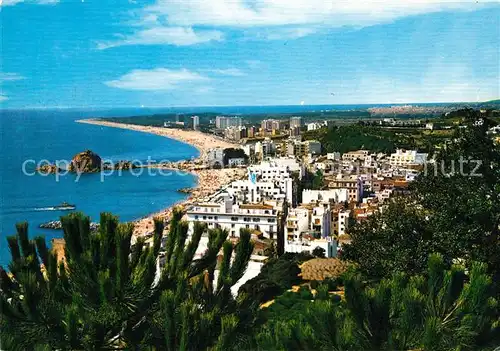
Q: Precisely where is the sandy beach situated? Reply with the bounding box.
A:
[77,119,238,162]
[76,119,245,237]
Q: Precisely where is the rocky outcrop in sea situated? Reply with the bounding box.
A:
[37,164,62,174]
[36,150,139,174]
[69,150,102,173]
[40,220,99,231]
[177,187,194,194]
[106,160,139,170]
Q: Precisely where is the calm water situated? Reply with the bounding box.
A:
[0,109,199,267]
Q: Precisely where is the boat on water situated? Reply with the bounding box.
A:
[54,202,76,211]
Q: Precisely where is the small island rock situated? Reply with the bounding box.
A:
[69,150,102,173]
[36,163,61,174]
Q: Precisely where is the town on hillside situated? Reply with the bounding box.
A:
[153,108,500,287]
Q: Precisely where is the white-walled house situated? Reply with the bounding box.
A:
[389,149,428,166]
[227,157,246,167]
[249,157,304,180]
[206,148,224,167]
[286,207,310,240]
[327,152,341,161]
[228,177,294,204]
[186,200,281,239]
[285,237,338,258]
[302,189,349,204]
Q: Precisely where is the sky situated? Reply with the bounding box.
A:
[0,0,499,108]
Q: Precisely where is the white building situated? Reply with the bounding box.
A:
[227,157,246,167]
[342,150,370,162]
[310,203,332,238]
[286,202,332,238]
[228,176,294,204]
[215,116,242,129]
[334,208,350,237]
[327,152,341,161]
[192,115,200,130]
[285,237,337,258]
[286,207,310,240]
[248,157,304,180]
[254,139,276,158]
[287,140,322,157]
[290,116,303,129]
[327,174,364,202]
[206,148,224,167]
[186,200,280,239]
[302,189,348,204]
[307,122,324,131]
[389,149,428,166]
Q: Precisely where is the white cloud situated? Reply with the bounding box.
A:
[143,0,481,28]
[262,27,317,40]
[105,68,209,91]
[97,27,223,49]
[1,0,58,6]
[96,0,486,47]
[0,73,26,82]
[208,68,246,76]
[0,95,8,102]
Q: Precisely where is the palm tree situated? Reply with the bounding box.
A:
[1,209,257,350]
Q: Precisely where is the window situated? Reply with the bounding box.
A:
[208,216,213,220]
[231,224,235,228]
[203,216,206,220]
[194,215,199,220]
[231,216,238,221]
[267,218,275,223]
[252,218,260,222]
[214,216,218,220]
[245,224,250,229]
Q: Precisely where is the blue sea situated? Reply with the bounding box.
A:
[0,109,199,267]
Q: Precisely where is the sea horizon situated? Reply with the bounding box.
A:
[0,100,491,112]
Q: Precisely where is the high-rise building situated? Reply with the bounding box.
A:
[290,116,303,129]
[192,115,200,130]
[289,126,301,137]
[216,116,242,129]
[261,119,288,132]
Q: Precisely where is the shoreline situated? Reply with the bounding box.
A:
[76,118,238,163]
[76,118,244,238]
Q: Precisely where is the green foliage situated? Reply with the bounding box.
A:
[1,211,257,350]
[238,252,313,304]
[303,124,397,154]
[303,169,325,190]
[312,246,326,258]
[254,254,500,351]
